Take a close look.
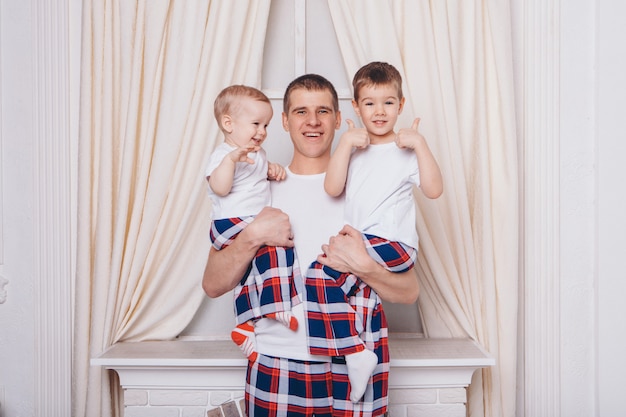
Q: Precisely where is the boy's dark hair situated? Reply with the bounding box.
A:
[283,73,339,114]
[352,61,403,102]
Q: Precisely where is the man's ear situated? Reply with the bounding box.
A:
[282,112,289,132]
[221,114,233,133]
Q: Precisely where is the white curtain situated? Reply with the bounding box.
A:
[73,1,271,416]
[328,1,519,416]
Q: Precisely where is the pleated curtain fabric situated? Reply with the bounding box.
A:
[74,1,271,415]
[328,1,519,416]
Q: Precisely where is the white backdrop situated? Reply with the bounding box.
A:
[0,1,624,416]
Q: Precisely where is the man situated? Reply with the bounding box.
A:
[203,74,419,417]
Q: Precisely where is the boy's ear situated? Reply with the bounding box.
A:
[398,97,406,114]
[351,99,361,117]
[221,114,233,133]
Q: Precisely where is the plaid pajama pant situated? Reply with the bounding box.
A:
[246,348,389,417]
[210,216,300,325]
[305,234,417,357]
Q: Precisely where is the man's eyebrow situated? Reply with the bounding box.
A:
[291,105,333,112]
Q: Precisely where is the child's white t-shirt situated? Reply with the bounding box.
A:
[205,143,270,219]
[345,142,420,249]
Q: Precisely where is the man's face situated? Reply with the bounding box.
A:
[282,88,341,164]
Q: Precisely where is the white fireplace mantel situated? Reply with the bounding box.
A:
[92,336,494,392]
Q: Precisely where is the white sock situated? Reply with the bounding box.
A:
[345,348,378,402]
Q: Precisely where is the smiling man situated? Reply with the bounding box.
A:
[202,74,419,417]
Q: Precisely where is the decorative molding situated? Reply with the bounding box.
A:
[31,0,73,414]
[294,0,306,76]
[522,1,561,416]
[0,0,3,266]
[0,275,7,304]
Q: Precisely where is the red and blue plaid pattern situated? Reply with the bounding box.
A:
[305,234,416,357]
[246,352,389,416]
[211,217,300,325]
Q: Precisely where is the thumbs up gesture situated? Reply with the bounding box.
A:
[341,119,370,149]
[395,118,425,150]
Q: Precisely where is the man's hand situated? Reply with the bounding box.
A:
[203,206,294,298]
[316,224,372,274]
[316,224,420,304]
[246,206,295,248]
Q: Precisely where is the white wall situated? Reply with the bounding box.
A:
[596,1,626,415]
[0,1,625,416]
[559,1,598,416]
[0,1,78,416]
[0,2,37,415]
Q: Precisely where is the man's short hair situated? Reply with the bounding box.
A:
[283,74,339,114]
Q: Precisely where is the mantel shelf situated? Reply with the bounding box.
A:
[92,336,494,390]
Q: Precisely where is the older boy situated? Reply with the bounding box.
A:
[304,61,443,401]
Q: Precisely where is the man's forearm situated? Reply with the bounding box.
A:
[202,232,259,298]
[355,257,419,304]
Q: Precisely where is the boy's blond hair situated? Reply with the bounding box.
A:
[352,61,403,102]
[213,85,271,131]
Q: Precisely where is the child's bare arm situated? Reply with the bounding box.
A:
[324,119,369,197]
[208,146,258,196]
[396,118,443,199]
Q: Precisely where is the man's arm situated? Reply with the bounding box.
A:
[316,225,419,304]
[202,206,294,298]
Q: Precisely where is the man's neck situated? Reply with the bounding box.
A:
[289,155,330,175]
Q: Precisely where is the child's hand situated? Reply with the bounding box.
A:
[228,145,260,164]
[342,119,370,149]
[395,118,425,150]
[268,162,286,181]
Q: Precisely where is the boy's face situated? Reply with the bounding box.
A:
[223,98,273,149]
[352,84,405,142]
[282,88,341,162]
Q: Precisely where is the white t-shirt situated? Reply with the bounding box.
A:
[205,143,271,219]
[254,168,345,361]
[345,142,420,249]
